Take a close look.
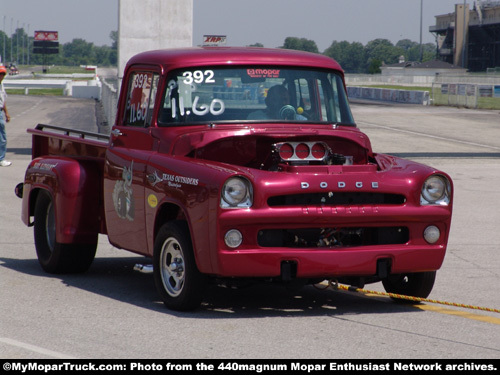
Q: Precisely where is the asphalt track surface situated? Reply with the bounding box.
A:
[0,95,499,359]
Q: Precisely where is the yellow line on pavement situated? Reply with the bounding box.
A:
[412,304,500,325]
[0,337,76,359]
[326,282,500,324]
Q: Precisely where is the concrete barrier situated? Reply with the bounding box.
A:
[67,79,102,100]
[347,86,430,105]
[4,78,102,100]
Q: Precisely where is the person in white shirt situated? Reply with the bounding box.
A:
[0,65,12,167]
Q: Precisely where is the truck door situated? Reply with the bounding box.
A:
[104,70,160,255]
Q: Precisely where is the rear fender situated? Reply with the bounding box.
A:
[23,157,101,244]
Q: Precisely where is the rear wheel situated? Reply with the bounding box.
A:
[153,221,206,311]
[382,271,436,303]
[34,191,97,273]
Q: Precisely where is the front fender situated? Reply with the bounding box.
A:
[23,156,101,244]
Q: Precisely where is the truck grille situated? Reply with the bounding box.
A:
[267,192,406,207]
[258,227,409,248]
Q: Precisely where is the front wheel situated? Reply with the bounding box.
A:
[34,191,97,273]
[153,221,206,311]
[382,271,436,303]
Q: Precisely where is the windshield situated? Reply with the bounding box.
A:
[158,67,355,126]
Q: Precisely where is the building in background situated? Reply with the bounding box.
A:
[430,1,500,72]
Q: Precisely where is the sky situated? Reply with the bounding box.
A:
[0,0,475,51]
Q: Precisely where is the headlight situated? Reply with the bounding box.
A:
[221,177,253,208]
[420,175,451,205]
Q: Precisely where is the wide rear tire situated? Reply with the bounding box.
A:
[34,191,97,274]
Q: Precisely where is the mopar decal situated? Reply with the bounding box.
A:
[112,161,135,221]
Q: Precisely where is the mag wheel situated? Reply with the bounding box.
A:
[382,271,436,303]
[153,221,206,311]
[34,191,96,274]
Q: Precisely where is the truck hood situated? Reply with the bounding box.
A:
[154,124,374,171]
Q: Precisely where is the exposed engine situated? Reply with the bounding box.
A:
[189,135,368,171]
[266,141,348,171]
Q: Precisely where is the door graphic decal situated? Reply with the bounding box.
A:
[112,161,135,221]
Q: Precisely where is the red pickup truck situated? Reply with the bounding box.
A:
[16,47,453,311]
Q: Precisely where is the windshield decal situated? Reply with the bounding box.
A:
[247,69,280,78]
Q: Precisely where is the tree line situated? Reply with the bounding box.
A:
[256,37,436,74]
[0,28,117,67]
[0,27,435,74]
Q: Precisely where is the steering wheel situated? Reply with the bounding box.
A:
[279,105,297,120]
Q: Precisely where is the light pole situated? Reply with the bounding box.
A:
[3,16,5,64]
[27,24,30,65]
[10,18,12,63]
[420,0,423,62]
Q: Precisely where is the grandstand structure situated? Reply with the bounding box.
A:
[430,1,500,71]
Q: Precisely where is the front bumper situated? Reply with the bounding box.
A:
[211,205,451,278]
[216,244,446,278]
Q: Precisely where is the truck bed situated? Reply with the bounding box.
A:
[29,124,109,160]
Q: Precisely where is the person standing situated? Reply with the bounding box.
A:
[0,65,12,167]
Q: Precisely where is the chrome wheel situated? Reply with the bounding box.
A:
[159,237,186,297]
[153,221,206,311]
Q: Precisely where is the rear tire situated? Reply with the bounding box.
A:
[382,271,436,303]
[153,221,206,311]
[34,191,96,273]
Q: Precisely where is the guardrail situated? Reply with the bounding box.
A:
[3,79,67,91]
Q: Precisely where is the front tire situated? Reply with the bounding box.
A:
[382,271,436,303]
[153,221,206,311]
[34,191,97,273]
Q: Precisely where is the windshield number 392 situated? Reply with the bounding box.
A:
[182,70,215,84]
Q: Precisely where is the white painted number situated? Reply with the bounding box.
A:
[182,70,215,85]
[167,77,225,119]
[129,102,147,123]
[133,73,150,89]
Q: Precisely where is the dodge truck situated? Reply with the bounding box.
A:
[16,47,453,311]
